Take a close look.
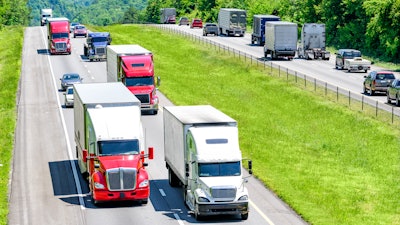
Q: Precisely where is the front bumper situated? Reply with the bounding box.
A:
[92,187,149,203]
[196,201,248,216]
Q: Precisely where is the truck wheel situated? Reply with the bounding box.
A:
[241,213,249,220]
[396,96,400,106]
[168,168,180,187]
[363,85,367,94]
[370,87,375,96]
[387,94,391,104]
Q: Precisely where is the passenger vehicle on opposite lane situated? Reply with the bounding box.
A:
[190,19,203,28]
[203,23,219,36]
[60,73,82,91]
[178,17,189,26]
[63,86,74,107]
[363,71,396,96]
[73,25,87,38]
[387,78,400,106]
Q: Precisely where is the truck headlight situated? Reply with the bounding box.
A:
[94,182,105,189]
[198,197,210,202]
[238,195,248,201]
[139,179,149,188]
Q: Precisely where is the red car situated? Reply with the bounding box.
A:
[190,19,203,29]
[73,25,87,38]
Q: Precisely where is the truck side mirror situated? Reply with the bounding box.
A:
[82,149,88,163]
[248,160,253,175]
[148,147,154,159]
[156,76,161,87]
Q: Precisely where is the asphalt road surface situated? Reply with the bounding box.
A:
[8,26,309,225]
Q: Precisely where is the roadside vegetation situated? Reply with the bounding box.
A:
[0,26,24,225]
[91,24,400,225]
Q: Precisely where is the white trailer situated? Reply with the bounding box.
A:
[40,8,52,26]
[264,21,297,60]
[218,8,246,37]
[74,82,143,175]
[106,44,152,83]
[163,105,252,220]
[297,23,330,60]
[160,8,176,24]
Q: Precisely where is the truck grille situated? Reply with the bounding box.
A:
[95,47,106,55]
[211,186,236,201]
[106,168,137,191]
[55,42,67,52]
[135,94,150,104]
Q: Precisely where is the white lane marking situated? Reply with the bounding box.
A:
[173,213,185,225]
[250,199,275,225]
[159,188,166,197]
[40,28,87,213]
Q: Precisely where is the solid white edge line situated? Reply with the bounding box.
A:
[40,28,86,212]
[249,199,275,225]
[173,213,185,225]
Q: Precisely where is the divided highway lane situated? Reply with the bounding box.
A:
[169,25,396,105]
[9,26,308,225]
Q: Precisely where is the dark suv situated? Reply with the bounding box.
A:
[387,78,400,106]
[363,71,396,96]
[335,49,361,70]
[203,23,219,36]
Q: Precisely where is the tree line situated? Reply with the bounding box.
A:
[1,0,399,62]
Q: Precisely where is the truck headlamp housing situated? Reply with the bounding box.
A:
[94,182,105,189]
[238,195,248,201]
[139,179,149,188]
[198,197,210,202]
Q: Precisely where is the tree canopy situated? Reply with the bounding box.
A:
[1,0,400,62]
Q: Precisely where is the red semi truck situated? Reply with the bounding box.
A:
[74,83,154,205]
[47,17,71,55]
[106,45,160,115]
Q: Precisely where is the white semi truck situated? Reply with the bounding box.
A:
[264,21,298,60]
[297,23,330,60]
[218,8,247,37]
[40,8,52,26]
[163,105,252,220]
[74,82,153,204]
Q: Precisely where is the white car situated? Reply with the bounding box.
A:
[64,86,74,107]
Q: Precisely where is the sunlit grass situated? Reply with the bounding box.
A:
[89,24,400,224]
[0,26,23,225]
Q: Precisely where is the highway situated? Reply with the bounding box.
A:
[166,24,400,114]
[8,26,309,225]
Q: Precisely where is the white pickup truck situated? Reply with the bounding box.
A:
[344,57,371,73]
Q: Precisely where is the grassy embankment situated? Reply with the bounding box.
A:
[0,26,24,225]
[91,24,400,225]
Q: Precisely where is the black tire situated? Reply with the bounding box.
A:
[153,110,158,115]
[396,96,400,106]
[387,93,391,104]
[363,85,367,94]
[142,199,148,205]
[168,168,180,187]
[370,87,375,96]
[241,213,249,220]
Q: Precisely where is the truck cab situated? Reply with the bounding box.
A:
[84,32,111,61]
[47,17,71,55]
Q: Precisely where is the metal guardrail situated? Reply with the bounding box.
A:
[154,24,400,125]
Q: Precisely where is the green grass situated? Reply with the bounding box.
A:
[91,24,400,224]
[0,26,24,225]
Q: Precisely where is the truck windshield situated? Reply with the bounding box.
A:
[125,77,154,87]
[92,37,108,42]
[344,51,361,58]
[98,139,139,155]
[52,33,69,39]
[198,162,241,177]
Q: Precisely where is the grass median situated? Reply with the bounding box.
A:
[91,24,400,224]
[0,26,23,225]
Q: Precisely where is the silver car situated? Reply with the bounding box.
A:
[60,73,82,91]
[64,86,74,107]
